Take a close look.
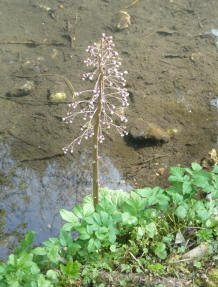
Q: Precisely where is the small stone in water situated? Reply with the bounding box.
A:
[49,92,67,102]
[210,98,218,108]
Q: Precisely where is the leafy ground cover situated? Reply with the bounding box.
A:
[0,163,217,286]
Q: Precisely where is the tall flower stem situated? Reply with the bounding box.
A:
[93,40,105,209]
[93,66,104,209]
[63,34,129,209]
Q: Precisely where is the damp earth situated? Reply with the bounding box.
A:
[0,0,217,258]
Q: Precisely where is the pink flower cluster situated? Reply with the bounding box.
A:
[63,34,129,154]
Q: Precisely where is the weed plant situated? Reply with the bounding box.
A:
[0,163,217,286]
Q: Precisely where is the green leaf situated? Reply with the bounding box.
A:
[130,191,147,211]
[46,270,59,282]
[205,218,216,228]
[213,227,218,236]
[170,192,183,205]
[154,242,167,259]
[30,263,40,275]
[82,196,95,216]
[73,205,83,218]
[88,238,101,252]
[134,187,152,198]
[7,281,19,287]
[143,209,158,220]
[162,234,174,244]
[122,202,137,216]
[7,254,16,266]
[147,187,165,206]
[212,165,218,173]
[60,209,79,226]
[87,238,97,252]
[196,229,213,241]
[110,245,117,252]
[194,261,201,268]
[79,233,90,240]
[94,238,101,249]
[93,213,102,225]
[192,176,209,188]
[76,227,90,240]
[148,263,165,272]
[15,230,35,255]
[174,205,187,219]
[100,211,109,225]
[136,227,145,240]
[60,260,81,279]
[84,216,95,225]
[136,187,168,209]
[194,201,211,221]
[121,264,131,273]
[109,225,117,243]
[61,222,76,232]
[33,247,46,256]
[197,208,210,221]
[59,229,73,246]
[47,245,61,264]
[168,166,185,182]
[0,262,7,275]
[145,222,157,238]
[38,274,53,287]
[191,162,202,171]
[95,227,108,240]
[87,224,98,235]
[122,212,138,225]
[182,181,192,194]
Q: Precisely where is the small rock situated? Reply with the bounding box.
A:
[157,167,165,176]
[182,243,209,260]
[175,231,186,245]
[129,118,148,138]
[115,11,131,30]
[51,49,58,59]
[49,92,67,102]
[148,123,170,142]
[6,81,35,97]
[208,149,218,165]
[128,119,170,142]
[21,81,35,93]
[167,128,178,136]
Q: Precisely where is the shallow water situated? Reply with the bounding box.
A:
[0,142,131,258]
[0,0,217,258]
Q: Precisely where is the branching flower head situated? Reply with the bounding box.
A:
[63,34,129,153]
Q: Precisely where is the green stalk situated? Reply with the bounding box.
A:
[92,45,104,209]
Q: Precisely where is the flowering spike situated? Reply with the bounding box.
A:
[63,34,129,154]
[62,34,129,209]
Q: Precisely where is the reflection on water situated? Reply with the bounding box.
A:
[210,98,218,109]
[210,99,218,145]
[211,29,218,37]
[0,142,131,258]
[211,28,218,46]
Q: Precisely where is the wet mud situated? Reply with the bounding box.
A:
[0,0,217,255]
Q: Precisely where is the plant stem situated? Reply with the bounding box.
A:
[92,45,104,209]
